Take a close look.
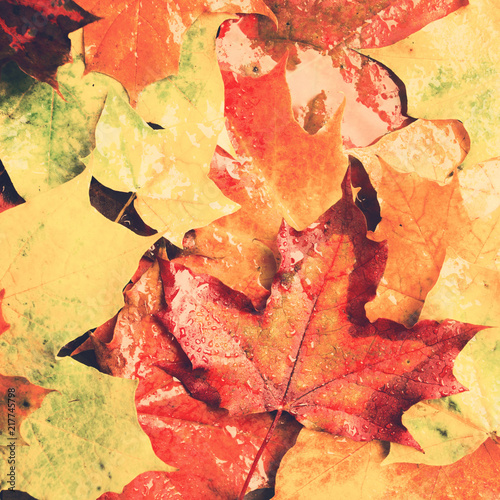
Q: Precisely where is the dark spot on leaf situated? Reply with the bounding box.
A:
[436,427,448,438]
[22,400,30,409]
[253,66,259,73]
[99,462,105,470]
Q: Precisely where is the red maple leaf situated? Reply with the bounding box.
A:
[78,259,301,499]
[217,0,467,147]
[0,0,97,88]
[156,173,483,450]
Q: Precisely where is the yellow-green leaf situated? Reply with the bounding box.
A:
[0,58,127,199]
[362,0,500,169]
[137,13,234,142]
[385,251,500,466]
[86,88,239,247]
[0,169,169,499]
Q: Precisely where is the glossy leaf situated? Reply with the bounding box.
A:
[223,55,348,231]
[157,177,482,448]
[78,0,275,103]
[218,0,466,147]
[349,120,471,325]
[273,429,500,499]
[384,251,500,466]
[81,260,301,499]
[174,146,281,309]
[362,0,500,168]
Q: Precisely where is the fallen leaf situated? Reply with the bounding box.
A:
[136,12,233,143]
[272,429,500,499]
[84,88,239,247]
[83,260,301,499]
[157,174,482,448]
[362,0,500,168]
[384,251,500,466]
[174,146,281,309]
[0,0,97,87]
[78,0,275,104]
[0,374,52,446]
[218,0,465,147]
[350,119,469,184]
[223,55,348,231]
[349,122,471,325]
[217,15,409,148]
[0,55,127,199]
[0,168,168,499]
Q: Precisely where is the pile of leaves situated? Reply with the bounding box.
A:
[0,0,499,498]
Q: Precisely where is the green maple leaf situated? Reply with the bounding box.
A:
[0,57,127,199]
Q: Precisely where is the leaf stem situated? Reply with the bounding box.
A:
[238,408,283,500]
[114,192,137,223]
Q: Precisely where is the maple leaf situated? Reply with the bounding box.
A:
[77,0,276,104]
[84,91,238,247]
[223,55,347,231]
[136,12,232,140]
[217,1,466,148]
[0,55,127,199]
[349,119,471,325]
[83,13,241,247]
[272,429,500,499]
[156,174,482,449]
[0,374,52,446]
[0,169,169,499]
[174,146,282,309]
[0,0,97,88]
[78,259,301,499]
[217,15,408,148]
[350,123,500,327]
[362,0,500,168]
[382,251,500,466]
